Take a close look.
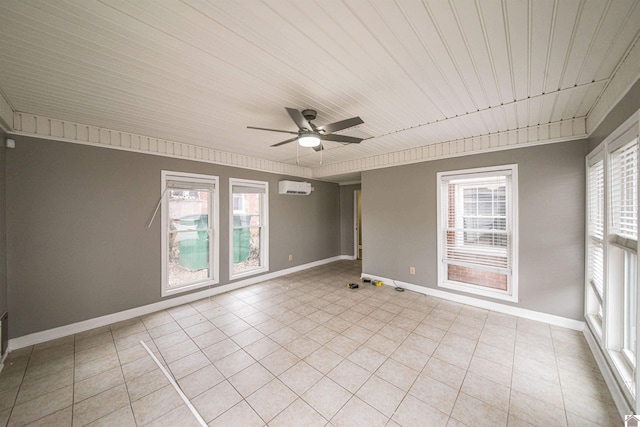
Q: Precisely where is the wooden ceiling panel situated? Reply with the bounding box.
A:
[451,0,501,108]
[559,0,608,88]
[504,1,529,102]
[542,0,581,94]
[525,0,555,97]
[477,0,515,104]
[575,0,637,85]
[0,0,638,181]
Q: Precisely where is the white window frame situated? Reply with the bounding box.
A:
[229,178,269,280]
[623,251,637,369]
[586,148,605,337]
[585,110,639,403]
[161,171,219,297]
[437,164,519,302]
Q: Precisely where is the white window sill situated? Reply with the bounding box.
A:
[230,266,268,281]
[609,349,636,399]
[439,279,517,303]
[162,279,218,297]
[586,314,603,338]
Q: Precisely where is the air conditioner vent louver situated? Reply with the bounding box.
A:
[279,180,312,195]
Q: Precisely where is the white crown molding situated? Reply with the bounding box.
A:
[587,34,640,135]
[362,272,586,331]
[313,118,588,179]
[10,112,590,181]
[0,91,13,132]
[11,112,312,179]
[8,255,353,351]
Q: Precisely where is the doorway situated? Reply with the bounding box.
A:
[354,190,362,260]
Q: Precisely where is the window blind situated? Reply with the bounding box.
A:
[442,174,511,272]
[589,160,604,240]
[167,180,216,191]
[232,184,266,194]
[588,160,605,292]
[610,139,638,249]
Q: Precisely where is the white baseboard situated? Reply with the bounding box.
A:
[362,273,585,331]
[9,255,351,351]
[583,325,632,419]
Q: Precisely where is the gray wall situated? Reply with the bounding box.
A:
[339,184,361,256]
[588,78,640,152]
[0,129,6,318]
[6,136,341,338]
[362,139,588,320]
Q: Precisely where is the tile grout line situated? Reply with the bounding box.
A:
[5,345,32,425]
[379,299,438,424]
[109,325,136,426]
[323,289,437,423]
[550,328,570,426]
[139,340,207,427]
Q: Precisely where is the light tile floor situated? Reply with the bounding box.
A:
[0,260,621,426]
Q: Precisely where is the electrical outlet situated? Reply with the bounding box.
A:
[409,266,415,275]
[288,254,293,261]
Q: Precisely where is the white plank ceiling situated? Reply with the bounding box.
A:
[1,0,639,181]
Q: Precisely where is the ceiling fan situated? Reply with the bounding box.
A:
[247,107,364,151]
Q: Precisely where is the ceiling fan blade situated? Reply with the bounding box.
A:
[318,116,364,134]
[270,136,298,147]
[321,134,363,144]
[247,126,298,135]
[285,107,312,131]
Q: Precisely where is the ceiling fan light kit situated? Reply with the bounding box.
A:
[298,131,321,147]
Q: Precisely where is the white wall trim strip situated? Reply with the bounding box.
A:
[8,255,352,351]
[140,341,207,427]
[11,112,312,179]
[313,119,587,179]
[583,325,632,420]
[362,272,585,331]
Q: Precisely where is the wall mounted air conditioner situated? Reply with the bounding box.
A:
[279,180,312,195]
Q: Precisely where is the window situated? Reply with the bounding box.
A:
[437,165,518,302]
[610,136,638,384]
[586,157,605,332]
[232,194,245,214]
[230,179,268,279]
[585,112,639,399]
[161,171,219,296]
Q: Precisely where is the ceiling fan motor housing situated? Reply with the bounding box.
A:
[301,109,317,122]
